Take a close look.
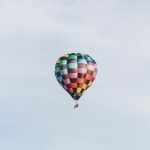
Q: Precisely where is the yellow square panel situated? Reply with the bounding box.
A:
[82,84,87,89]
[82,89,86,94]
[88,81,93,87]
[77,88,81,93]
[64,54,69,57]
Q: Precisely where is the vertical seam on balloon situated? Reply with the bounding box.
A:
[56,57,61,84]
[86,55,97,90]
[66,53,73,94]
[77,53,79,94]
[75,53,78,95]
[60,57,66,90]
[82,54,88,92]
[85,55,92,90]
[56,57,64,88]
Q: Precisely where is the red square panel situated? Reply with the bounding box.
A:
[68,88,73,94]
[77,78,84,83]
[71,83,77,88]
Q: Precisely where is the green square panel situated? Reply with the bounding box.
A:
[60,60,67,65]
[68,54,77,60]
[77,53,84,57]
[55,67,60,73]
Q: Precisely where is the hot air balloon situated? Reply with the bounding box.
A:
[55,53,97,108]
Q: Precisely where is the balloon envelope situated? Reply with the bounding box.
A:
[55,53,97,100]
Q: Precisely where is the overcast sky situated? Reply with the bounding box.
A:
[0,0,150,150]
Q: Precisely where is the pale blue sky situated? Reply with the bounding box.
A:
[0,0,150,150]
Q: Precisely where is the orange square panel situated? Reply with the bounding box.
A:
[93,72,97,78]
[86,74,92,80]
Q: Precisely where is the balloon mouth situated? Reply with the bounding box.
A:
[71,93,82,100]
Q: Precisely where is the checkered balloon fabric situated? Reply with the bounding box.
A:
[55,53,97,100]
